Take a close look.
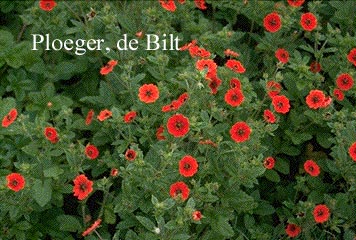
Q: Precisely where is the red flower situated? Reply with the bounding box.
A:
[169,181,190,201]
[230,78,241,89]
[272,95,290,114]
[310,61,322,73]
[44,127,58,143]
[179,39,197,51]
[305,90,326,109]
[266,81,282,98]
[230,121,251,143]
[225,59,246,73]
[110,168,119,177]
[73,174,93,201]
[304,160,320,177]
[159,0,176,12]
[6,173,25,192]
[287,0,305,7]
[196,59,217,74]
[206,72,222,94]
[348,142,356,162]
[97,109,112,121]
[138,84,160,104]
[85,109,94,126]
[300,12,318,31]
[39,0,57,11]
[167,114,190,137]
[2,108,18,128]
[189,46,210,58]
[194,0,207,10]
[285,223,301,238]
[224,49,239,58]
[347,48,356,66]
[82,219,102,237]
[100,60,118,75]
[336,73,354,91]
[275,48,289,64]
[224,88,244,107]
[263,12,282,33]
[179,155,198,177]
[263,109,276,124]
[263,157,275,169]
[124,111,137,123]
[85,144,99,160]
[156,125,166,140]
[313,204,330,223]
[333,89,344,101]
[192,210,202,221]
[125,149,137,161]
[178,92,189,104]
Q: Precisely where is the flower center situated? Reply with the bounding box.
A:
[80,183,87,192]
[184,163,191,170]
[175,121,183,130]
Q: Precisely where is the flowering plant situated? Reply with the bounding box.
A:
[1,0,356,239]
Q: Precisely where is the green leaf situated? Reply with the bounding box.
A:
[254,201,275,216]
[32,179,52,207]
[136,216,155,231]
[171,234,191,240]
[56,215,82,232]
[264,169,280,183]
[274,158,290,175]
[43,166,64,179]
[212,216,234,238]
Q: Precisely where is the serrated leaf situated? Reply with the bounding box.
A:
[264,169,280,183]
[254,201,275,216]
[32,179,52,207]
[212,216,234,238]
[43,166,64,178]
[56,215,82,232]
[136,216,155,231]
[274,158,290,175]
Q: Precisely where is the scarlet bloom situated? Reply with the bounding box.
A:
[313,204,330,223]
[224,88,244,107]
[194,0,207,10]
[178,92,189,104]
[85,144,99,160]
[124,111,137,123]
[192,210,202,221]
[263,12,282,33]
[39,0,57,11]
[82,219,102,237]
[272,95,290,114]
[266,80,282,98]
[44,127,58,143]
[263,109,276,124]
[196,59,217,74]
[85,109,94,126]
[110,168,119,177]
[230,121,251,143]
[2,108,18,128]
[333,89,344,101]
[189,46,210,58]
[100,60,118,75]
[159,0,176,12]
[304,160,320,177]
[348,142,356,162]
[225,59,246,73]
[305,90,326,109]
[263,157,275,169]
[336,73,354,91]
[224,49,239,58]
[300,12,318,31]
[230,78,241,89]
[156,125,166,140]
[287,0,305,7]
[179,155,198,177]
[275,48,289,64]
[206,72,222,95]
[347,48,356,66]
[97,109,112,121]
[310,61,321,73]
[167,114,190,137]
[125,149,137,161]
[6,173,25,192]
[138,84,160,104]
[285,223,301,238]
[73,174,93,201]
[169,181,190,201]
[179,39,197,51]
